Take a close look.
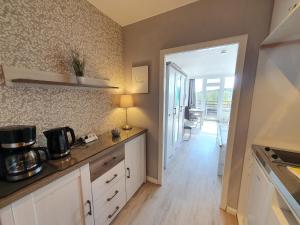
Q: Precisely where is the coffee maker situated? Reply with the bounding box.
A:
[0,126,48,181]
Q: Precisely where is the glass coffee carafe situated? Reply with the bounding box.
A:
[3,147,48,181]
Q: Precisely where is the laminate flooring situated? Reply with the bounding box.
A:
[111,127,238,225]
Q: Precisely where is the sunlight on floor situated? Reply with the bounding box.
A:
[201,120,218,135]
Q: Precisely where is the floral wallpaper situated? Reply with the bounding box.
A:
[0,0,125,144]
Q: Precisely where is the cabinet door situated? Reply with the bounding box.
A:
[0,206,15,225]
[138,133,146,186]
[270,0,299,31]
[246,160,274,225]
[125,134,146,201]
[12,165,94,225]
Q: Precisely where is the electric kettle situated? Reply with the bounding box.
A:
[43,127,76,159]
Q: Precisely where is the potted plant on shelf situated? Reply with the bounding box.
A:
[71,50,86,84]
[71,50,112,87]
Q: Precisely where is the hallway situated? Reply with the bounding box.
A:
[111,128,238,225]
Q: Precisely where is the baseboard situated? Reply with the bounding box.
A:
[226,206,237,216]
[146,176,159,184]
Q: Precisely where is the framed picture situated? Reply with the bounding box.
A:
[131,65,149,94]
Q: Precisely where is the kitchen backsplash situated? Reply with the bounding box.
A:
[0,0,125,144]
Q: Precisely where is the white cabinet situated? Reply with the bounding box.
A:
[125,134,146,200]
[10,164,94,225]
[265,190,299,225]
[0,206,14,225]
[92,161,126,225]
[270,0,299,32]
[1,133,147,225]
[246,159,274,225]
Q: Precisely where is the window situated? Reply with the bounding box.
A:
[191,76,235,122]
[195,79,204,108]
[207,78,221,84]
[221,77,235,123]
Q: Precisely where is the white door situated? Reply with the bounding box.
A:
[165,65,176,167]
[177,75,186,143]
[11,165,94,225]
[246,160,274,225]
[172,73,181,144]
[125,134,146,201]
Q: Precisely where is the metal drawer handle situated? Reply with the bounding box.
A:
[107,190,119,202]
[108,206,120,219]
[87,200,92,216]
[103,156,117,166]
[106,174,118,184]
[127,168,130,178]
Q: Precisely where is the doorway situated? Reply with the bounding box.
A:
[158,35,248,211]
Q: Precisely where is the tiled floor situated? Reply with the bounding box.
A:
[111,128,237,225]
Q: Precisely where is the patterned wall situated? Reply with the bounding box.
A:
[0,0,125,144]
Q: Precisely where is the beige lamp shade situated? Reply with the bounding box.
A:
[120,95,134,108]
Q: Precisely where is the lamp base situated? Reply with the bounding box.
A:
[122,124,132,130]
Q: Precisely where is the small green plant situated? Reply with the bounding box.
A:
[71,50,85,77]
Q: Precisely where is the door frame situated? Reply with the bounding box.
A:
[158,35,248,211]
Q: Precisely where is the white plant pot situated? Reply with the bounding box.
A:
[76,76,110,86]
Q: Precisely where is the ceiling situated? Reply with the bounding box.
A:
[87,0,199,26]
[166,44,239,77]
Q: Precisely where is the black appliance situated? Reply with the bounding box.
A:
[43,127,75,159]
[0,125,48,182]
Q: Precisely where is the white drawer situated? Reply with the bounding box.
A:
[92,161,125,198]
[93,176,126,208]
[94,181,126,225]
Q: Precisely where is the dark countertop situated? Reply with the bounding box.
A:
[253,145,300,217]
[0,127,147,209]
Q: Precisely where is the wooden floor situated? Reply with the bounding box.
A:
[111,128,238,225]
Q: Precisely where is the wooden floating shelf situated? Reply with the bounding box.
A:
[10,79,119,89]
[261,3,300,48]
[2,66,119,91]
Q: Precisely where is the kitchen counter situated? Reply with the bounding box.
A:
[253,145,300,218]
[0,127,147,209]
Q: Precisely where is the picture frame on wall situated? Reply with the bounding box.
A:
[131,65,149,94]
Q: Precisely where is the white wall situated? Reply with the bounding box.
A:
[238,42,300,221]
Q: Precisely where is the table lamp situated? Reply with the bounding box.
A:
[120,95,134,130]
